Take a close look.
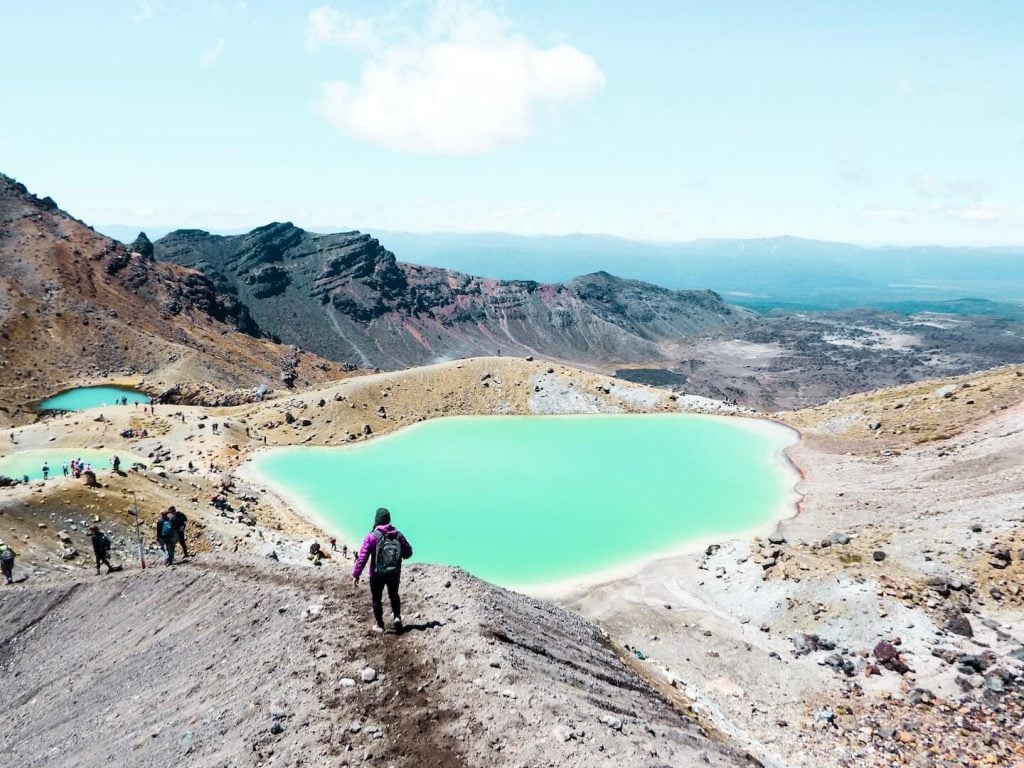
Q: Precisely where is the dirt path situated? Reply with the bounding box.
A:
[0,556,757,768]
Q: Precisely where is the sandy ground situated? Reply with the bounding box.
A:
[3,358,1023,767]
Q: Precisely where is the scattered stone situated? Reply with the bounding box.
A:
[792,633,835,655]
[872,550,886,562]
[984,675,1005,693]
[945,612,974,638]
[830,532,850,545]
[873,641,911,674]
[599,714,623,731]
[551,725,573,742]
[360,667,377,683]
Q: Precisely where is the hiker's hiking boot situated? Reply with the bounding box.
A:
[393,617,403,633]
[372,623,386,635]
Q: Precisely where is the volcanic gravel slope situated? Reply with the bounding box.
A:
[0,557,757,768]
[153,223,745,369]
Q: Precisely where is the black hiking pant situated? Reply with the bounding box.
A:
[1,561,12,584]
[176,530,189,558]
[94,550,111,573]
[369,570,401,627]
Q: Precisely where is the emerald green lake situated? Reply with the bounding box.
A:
[38,386,149,412]
[249,415,799,588]
[0,449,126,482]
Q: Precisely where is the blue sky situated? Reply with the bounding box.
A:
[1,1,1022,245]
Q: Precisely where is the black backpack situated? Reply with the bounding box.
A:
[99,534,111,553]
[372,530,403,576]
[0,548,14,564]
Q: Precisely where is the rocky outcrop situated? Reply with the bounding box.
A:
[127,231,154,260]
[156,224,745,368]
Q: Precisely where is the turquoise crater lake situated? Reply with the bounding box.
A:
[38,386,150,412]
[250,414,800,588]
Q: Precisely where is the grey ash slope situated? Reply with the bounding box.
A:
[0,557,756,768]
[153,223,744,369]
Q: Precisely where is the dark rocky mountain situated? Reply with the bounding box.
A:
[154,223,744,368]
[0,174,343,421]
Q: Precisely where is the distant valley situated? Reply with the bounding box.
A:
[3,172,1021,417]
[100,225,1024,317]
[144,222,1024,409]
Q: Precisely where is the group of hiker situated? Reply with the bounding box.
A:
[3,496,413,636]
[156,506,189,565]
[37,455,121,482]
[0,521,127,584]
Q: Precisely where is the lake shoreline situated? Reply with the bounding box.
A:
[240,412,802,598]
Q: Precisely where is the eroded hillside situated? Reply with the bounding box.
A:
[0,174,347,423]
[153,224,744,369]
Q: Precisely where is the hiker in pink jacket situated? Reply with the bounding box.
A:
[352,507,413,632]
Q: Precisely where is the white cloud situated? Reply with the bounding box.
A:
[862,201,1024,229]
[210,0,248,18]
[201,37,226,67]
[310,1,604,154]
[306,4,379,52]
[948,202,1024,225]
[861,207,917,223]
[833,148,873,186]
[912,171,988,200]
[133,0,164,23]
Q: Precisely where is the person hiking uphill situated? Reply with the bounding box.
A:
[89,525,115,575]
[0,542,16,584]
[156,509,177,565]
[169,506,189,559]
[352,507,412,633]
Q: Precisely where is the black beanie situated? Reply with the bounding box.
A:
[374,507,391,526]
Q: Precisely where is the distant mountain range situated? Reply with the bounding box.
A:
[100,225,1024,314]
[152,224,743,369]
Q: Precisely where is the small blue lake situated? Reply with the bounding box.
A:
[38,386,151,412]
